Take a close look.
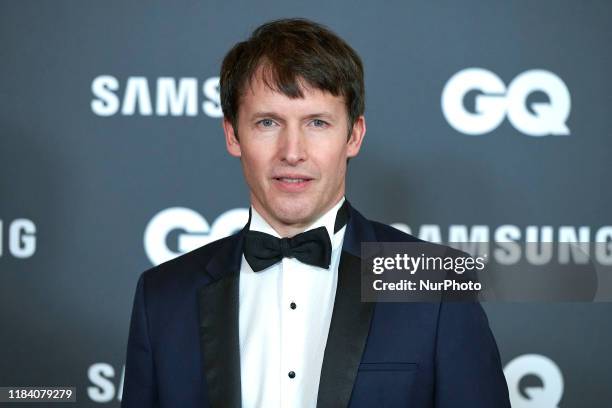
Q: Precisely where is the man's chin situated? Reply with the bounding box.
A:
[269,200,317,227]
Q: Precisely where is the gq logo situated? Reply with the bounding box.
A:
[441,68,571,136]
[143,207,249,265]
[504,354,564,407]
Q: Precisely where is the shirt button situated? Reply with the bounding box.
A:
[288,371,296,379]
[290,302,297,310]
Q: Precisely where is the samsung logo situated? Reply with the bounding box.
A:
[90,75,222,117]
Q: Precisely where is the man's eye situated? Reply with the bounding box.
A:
[311,119,328,128]
[258,119,276,127]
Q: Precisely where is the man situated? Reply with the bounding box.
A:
[122,18,510,407]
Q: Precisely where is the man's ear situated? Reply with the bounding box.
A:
[347,115,366,158]
[223,117,241,157]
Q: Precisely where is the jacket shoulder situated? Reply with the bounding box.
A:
[139,233,239,292]
[369,220,423,243]
[368,219,467,257]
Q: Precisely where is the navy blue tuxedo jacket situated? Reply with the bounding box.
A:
[122,203,510,407]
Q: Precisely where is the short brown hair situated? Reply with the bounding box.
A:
[220,18,365,134]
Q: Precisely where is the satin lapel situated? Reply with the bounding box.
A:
[317,204,377,407]
[198,276,240,408]
[197,223,248,408]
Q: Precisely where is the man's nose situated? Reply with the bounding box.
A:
[279,125,307,165]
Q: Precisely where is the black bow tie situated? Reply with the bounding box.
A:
[243,201,349,272]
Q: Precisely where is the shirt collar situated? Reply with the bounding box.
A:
[249,197,346,248]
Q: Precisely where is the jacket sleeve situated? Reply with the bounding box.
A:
[434,301,511,408]
[121,272,159,408]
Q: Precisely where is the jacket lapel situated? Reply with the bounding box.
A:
[317,204,377,407]
[197,222,248,408]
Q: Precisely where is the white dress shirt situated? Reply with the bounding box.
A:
[238,197,347,408]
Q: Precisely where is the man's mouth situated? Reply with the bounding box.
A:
[272,175,314,191]
[276,177,310,183]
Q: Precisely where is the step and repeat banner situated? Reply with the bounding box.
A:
[1,1,610,406]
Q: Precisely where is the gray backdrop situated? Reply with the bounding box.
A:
[1,1,610,406]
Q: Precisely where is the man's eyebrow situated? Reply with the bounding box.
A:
[302,112,335,120]
[250,111,284,121]
[250,111,336,121]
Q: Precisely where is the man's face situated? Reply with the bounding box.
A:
[223,72,366,235]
